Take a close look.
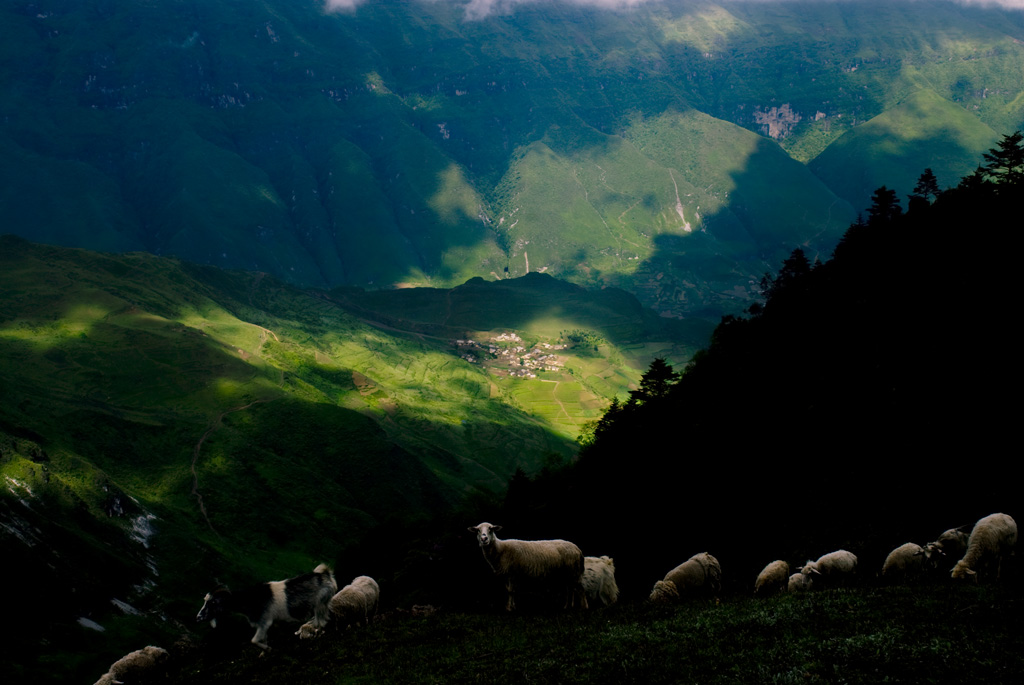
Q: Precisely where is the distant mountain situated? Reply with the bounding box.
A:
[4,0,1022,319]
[809,89,1000,212]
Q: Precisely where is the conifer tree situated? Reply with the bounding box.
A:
[910,168,941,203]
[866,186,902,225]
[981,131,1024,186]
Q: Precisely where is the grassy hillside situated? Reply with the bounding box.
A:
[3,0,1022,319]
[0,236,696,683]
[809,89,1000,213]
[122,584,1024,684]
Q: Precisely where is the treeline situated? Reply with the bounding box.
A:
[458,134,1023,601]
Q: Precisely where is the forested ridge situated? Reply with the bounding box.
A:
[492,134,1022,596]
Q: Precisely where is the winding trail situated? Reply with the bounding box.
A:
[538,379,573,423]
[190,398,273,535]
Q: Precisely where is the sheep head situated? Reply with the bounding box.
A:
[648,580,679,603]
[469,522,502,547]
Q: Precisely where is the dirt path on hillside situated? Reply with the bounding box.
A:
[190,398,273,535]
[539,379,572,423]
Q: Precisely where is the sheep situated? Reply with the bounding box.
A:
[935,527,970,557]
[787,572,813,593]
[927,526,970,571]
[582,556,620,607]
[92,645,168,685]
[880,542,940,581]
[468,522,587,611]
[951,513,1017,582]
[799,550,857,587]
[196,563,337,650]
[754,560,790,597]
[298,575,380,638]
[648,552,722,603]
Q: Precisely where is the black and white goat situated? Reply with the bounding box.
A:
[196,563,336,650]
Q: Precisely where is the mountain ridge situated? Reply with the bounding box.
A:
[4,0,1021,320]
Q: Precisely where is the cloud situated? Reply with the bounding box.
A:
[463,0,655,21]
[324,0,368,12]
[325,0,1024,21]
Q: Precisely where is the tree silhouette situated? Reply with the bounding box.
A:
[760,248,812,305]
[981,131,1024,186]
[631,358,678,404]
[913,168,941,200]
[866,186,902,225]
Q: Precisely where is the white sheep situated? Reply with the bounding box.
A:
[754,559,790,596]
[787,572,812,593]
[799,550,857,586]
[648,552,722,603]
[92,645,168,685]
[469,522,587,611]
[928,526,970,570]
[881,542,939,581]
[297,575,379,638]
[951,513,1017,582]
[935,527,970,556]
[334,575,380,627]
[582,556,620,607]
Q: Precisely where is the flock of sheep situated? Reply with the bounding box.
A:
[92,512,1015,683]
[756,513,1017,596]
[468,513,1016,611]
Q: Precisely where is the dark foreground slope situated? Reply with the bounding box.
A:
[168,584,1024,684]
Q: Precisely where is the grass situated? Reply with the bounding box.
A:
[162,583,1023,684]
[809,89,1000,213]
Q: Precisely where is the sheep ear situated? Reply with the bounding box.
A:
[467,526,477,533]
[492,525,502,533]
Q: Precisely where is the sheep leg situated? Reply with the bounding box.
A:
[577,583,588,610]
[505,578,516,612]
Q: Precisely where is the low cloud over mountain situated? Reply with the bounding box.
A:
[323,0,1024,22]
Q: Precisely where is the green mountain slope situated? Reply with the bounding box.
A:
[3,0,1022,320]
[0,235,696,682]
[809,89,1000,212]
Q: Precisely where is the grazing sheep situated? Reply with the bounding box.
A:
[648,552,722,603]
[92,645,168,685]
[469,522,587,611]
[799,550,858,586]
[754,560,790,597]
[881,542,940,581]
[951,513,1017,582]
[196,563,336,650]
[928,526,970,570]
[788,572,813,593]
[298,575,379,637]
[582,556,620,607]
